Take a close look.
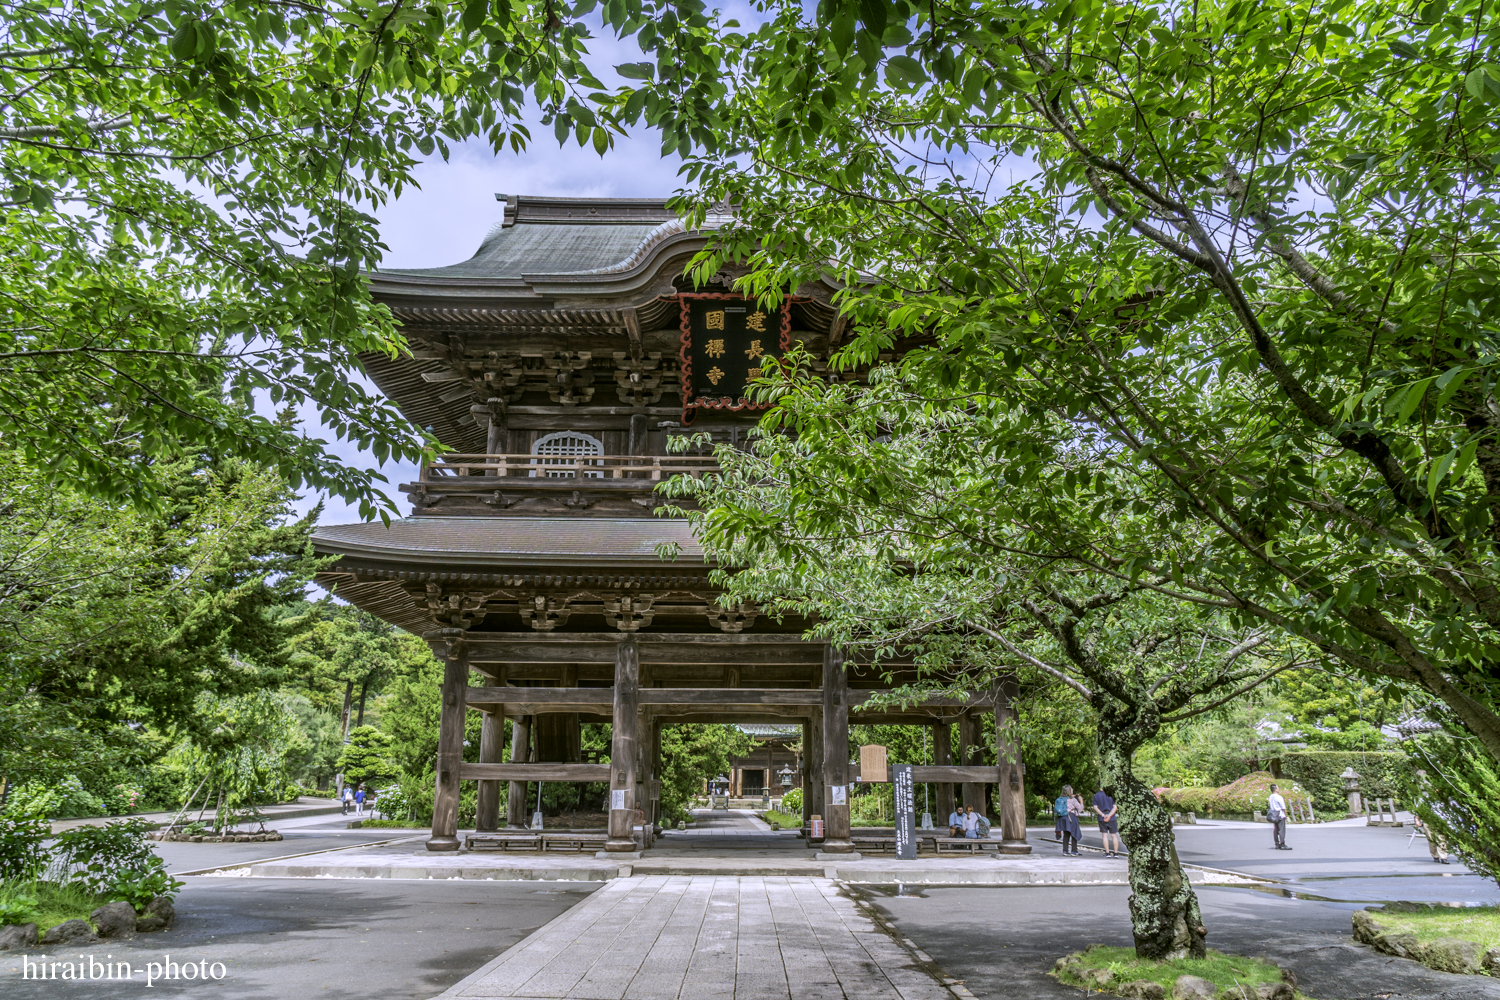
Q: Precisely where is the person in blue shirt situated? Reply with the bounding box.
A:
[1092,787,1122,858]
[948,808,965,838]
[354,785,366,815]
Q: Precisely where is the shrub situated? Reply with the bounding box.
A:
[52,819,183,910]
[781,788,803,812]
[1281,750,1408,814]
[1157,772,1309,816]
[0,814,51,882]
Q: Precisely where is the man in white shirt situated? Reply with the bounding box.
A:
[1266,785,1291,850]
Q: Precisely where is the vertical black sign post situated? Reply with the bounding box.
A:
[892,763,917,860]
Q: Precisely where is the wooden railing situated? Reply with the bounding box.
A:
[421,453,720,482]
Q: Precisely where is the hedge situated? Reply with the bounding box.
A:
[1279,751,1407,814]
[1156,771,1310,817]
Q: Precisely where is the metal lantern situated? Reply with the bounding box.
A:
[778,764,795,791]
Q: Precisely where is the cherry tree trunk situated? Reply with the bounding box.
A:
[1097,722,1206,960]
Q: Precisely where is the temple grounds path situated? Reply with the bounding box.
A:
[435,875,960,1000]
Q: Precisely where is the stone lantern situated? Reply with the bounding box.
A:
[1340,766,1362,817]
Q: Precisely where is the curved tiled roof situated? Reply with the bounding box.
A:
[375,195,704,281]
[312,517,704,569]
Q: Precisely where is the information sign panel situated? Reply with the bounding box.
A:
[892,764,917,860]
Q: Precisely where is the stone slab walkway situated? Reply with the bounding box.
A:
[434,876,958,1000]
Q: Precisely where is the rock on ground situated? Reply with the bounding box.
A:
[1485,946,1500,973]
[144,895,175,927]
[1119,980,1167,999]
[1085,967,1116,986]
[0,923,37,950]
[1419,937,1482,975]
[89,901,137,939]
[1172,974,1219,999]
[41,918,98,945]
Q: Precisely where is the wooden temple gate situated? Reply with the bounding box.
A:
[310,195,1030,856]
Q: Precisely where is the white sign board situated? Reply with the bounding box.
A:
[829,784,847,806]
[611,789,627,810]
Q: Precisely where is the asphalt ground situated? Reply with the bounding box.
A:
[0,877,603,999]
[875,821,1500,1000]
[862,883,1500,1000]
[148,812,426,875]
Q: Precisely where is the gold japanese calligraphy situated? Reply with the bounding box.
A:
[746,311,767,332]
[747,367,763,379]
[705,310,726,331]
[744,339,764,361]
[707,366,725,385]
[704,338,725,358]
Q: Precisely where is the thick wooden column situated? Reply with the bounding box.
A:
[505,716,531,828]
[933,721,955,822]
[995,675,1028,846]
[475,708,504,832]
[800,720,813,830]
[821,645,854,852]
[959,711,983,815]
[650,720,663,832]
[427,629,468,852]
[606,638,640,852]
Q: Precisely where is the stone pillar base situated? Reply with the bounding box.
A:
[814,851,862,861]
[425,836,460,852]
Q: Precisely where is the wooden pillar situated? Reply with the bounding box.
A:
[606,638,640,852]
[821,645,854,852]
[505,716,531,828]
[808,710,825,835]
[650,721,663,831]
[485,401,506,456]
[426,629,468,852]
[933,720,955,822]
[636,706,651,846]
[475,708,504,832]
[959,711,983,815]
[995,675,1028,846]
[800,720,813,829]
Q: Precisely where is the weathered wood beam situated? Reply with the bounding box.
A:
[910,766,1004,783]
[465,686,990,710]
[460,763,610,783]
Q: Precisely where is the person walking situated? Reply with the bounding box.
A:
[341,784,353,816]
[366,787,379,821]
[1092,786,1122,858]
[1266,784,1291,850]
[354,784,366,816]
[1054,790,1069,843]
[1058,785,1083,855]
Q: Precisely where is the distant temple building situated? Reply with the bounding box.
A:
[311,195,1029,855]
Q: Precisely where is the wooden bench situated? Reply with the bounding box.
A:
[852,836,899,853]
[463,833,542,852]
[542,833,609,852]
[934,836,1001,853]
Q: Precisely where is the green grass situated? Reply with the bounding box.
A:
[1055,945,1293,995]
[350,818,426,829]
[761,809,802,830]
[0,880,110,933]
[1371,905,1500,952]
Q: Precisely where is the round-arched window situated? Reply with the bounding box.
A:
[530,431,605,478]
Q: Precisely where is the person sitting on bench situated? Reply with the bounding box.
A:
[948,807,964,838]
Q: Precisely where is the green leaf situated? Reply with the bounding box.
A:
[592,126,609,155]
[461,0,488,31]
[1388,39,1421,60]
[885,55,926,89]
[615,62,655,80]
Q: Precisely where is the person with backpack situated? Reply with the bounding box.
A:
[354,784,366,815]
[1267,784,1290,850]
[342,784,354,816]
[1056,785,1082,855]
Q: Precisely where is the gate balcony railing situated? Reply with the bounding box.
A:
[420,453,721,482]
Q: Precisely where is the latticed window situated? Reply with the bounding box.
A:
[530,431,604,478]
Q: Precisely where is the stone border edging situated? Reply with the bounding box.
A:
[173,835,428,877]
[1352,908,1500,975]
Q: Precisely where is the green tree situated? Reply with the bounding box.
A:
[618,0,1500,924]
[0,0,726,513]
[336,725,397,787]
[285,606,427,739]
[658,724,754,822]
[0,454,315,789]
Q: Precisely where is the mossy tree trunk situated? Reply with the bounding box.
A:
[1097,702,1206,960]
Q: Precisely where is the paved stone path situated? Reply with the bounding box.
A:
[436,876,956,1000]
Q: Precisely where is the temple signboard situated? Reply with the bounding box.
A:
[678,294,791,417]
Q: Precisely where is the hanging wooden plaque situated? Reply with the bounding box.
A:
[678,293,792,419]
